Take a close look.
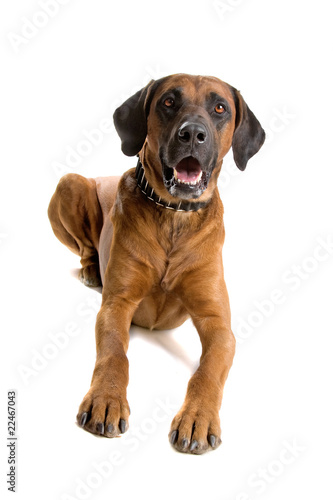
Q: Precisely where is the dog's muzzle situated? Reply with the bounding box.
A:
[160,118,215,200]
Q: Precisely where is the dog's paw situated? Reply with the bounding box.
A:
[76,387,130,437]
[168,405,221,454]
[78,264,102,287]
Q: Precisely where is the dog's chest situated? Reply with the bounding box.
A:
[152,217,199,291]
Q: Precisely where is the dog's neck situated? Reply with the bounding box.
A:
[135,160,209,213]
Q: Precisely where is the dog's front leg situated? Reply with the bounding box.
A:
[169,271,236,454]
[77,246,153,437]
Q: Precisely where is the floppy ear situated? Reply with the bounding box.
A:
[231,89,265,171]
[113,79,164,156]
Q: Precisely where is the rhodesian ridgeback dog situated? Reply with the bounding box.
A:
[48,74,265,454]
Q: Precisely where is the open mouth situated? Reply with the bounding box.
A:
[161,155,211,199]
[174,157,202,186]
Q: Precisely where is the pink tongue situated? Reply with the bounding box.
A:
[175,157,202,182]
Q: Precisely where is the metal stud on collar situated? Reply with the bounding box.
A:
[134,160,207,213]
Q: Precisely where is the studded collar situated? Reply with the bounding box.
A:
[135,160,208,213]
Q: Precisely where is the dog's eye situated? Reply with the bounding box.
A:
[214,103,225,114]
[164,98,175,108]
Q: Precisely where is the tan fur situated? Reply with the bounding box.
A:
[48,74,264,454]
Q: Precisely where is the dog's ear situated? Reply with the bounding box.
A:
[113,79,164,156]
[231,89,265,171]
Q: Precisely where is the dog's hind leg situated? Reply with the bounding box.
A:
[48,173,103,287]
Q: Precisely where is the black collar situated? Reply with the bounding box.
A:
[135,160,208,212]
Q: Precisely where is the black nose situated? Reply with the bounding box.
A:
[178,121,207,145]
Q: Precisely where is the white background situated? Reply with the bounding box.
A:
[1,1,332,499]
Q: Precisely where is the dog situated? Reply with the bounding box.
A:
[48,73,265,454]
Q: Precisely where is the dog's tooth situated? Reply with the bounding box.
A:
[174,172,202,186]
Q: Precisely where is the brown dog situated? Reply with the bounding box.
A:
[48,74,265,454]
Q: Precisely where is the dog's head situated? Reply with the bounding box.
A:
[114,74,265,203]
